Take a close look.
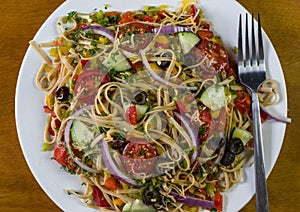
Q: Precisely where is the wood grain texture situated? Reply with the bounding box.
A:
[0,0,299,211]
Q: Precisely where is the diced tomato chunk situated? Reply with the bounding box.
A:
[119,11,135,24]
[53,145,68,166]
[213,192,223,211]
[235,91,251,116]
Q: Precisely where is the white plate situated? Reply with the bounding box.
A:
[15,0,288,211]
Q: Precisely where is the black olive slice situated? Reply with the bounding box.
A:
[55,86,70,102]
[142,190,159,205]
[110,140,126,150]
[131,90,147,105]
[228,138,244,155]
[155,53,172,69]
[220,151,235,166]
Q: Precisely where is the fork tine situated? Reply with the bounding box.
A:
[238,14,243,67]
[251,14,257,66]
[245,14,250,67]
[257,13,264,66]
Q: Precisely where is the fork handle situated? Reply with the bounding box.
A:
[252,91,269,212]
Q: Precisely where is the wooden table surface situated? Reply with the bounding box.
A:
[0,0,299,211]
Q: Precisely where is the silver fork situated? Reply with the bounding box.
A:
[238,14,269,212]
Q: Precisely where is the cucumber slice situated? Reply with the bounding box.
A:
[232,127,253,145]
[178,32,201,54]
[102,50,131,72]
[122,199,156,212]
[136,105,148,121]
[122,202,132,212]
[200,85,226,111]
[70,120,94,148]
[131,199,156,212]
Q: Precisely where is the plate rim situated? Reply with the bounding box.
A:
[15,0,288,211]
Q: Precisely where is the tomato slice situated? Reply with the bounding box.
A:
[195,40,229,73]
[74,70,110,104]
[198,109,214,142]
[92,186,110,207]
[196,30,214,40]
[122,139,157,175]
[53,145,68,167]
[125,105,137,125]
[118,22,153,53]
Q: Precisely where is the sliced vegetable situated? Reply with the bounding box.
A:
[122,202,132,212]
[102,50,131,72]
[220,151,235,166]
[53,144,68,167]
[228,138,244,155]
[70,119,94,149]
[92,186,110,207]
[151,26,191,34]
[55,86,70,102]
[131,90,148,105]
[178,32,201,55]
[174,112,199,163]
[169,191,214,209]
[74,69,110,104]
[136,104,148,121]
[64,106,101,173]
[231,127,253,145]
[213,192,223,211]
[142,189,160,205]
[235,91,251,116]
[122,199,156,212]
[119,11,135,24]
[196,29,214,40]
[260,105,291,124]
[198,109,214,142]
[195,40,229,73]
[111,139,126,150]
[100,139,141,186]
[82,25,115,42]
[155,52,172,69]
[140,50,198,91]
[122,139,157,175]
[125,105,137,125]
[104,176,119,191]
[200,85,226,111]
[131,199,156,212]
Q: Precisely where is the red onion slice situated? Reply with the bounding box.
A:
[260,105,291,124]
[151,26,192,34]
[173,112,199,164]
[140,50,198,91]
[169,191,214,209]
[82,25,115,42]
[100,139,142,186]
